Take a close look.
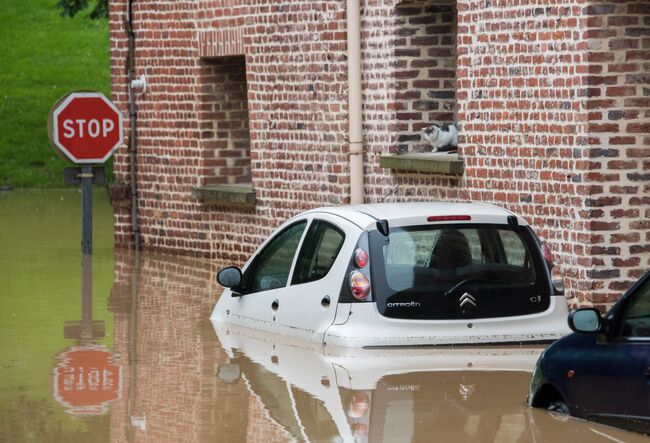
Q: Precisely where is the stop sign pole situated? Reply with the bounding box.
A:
[49,92,123,347]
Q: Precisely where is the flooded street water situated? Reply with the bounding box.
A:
[1,190,648,442]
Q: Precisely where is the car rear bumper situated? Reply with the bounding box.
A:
[324,296,571,348]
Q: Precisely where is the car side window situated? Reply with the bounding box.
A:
[242,221,307,294]
[292,220,345,285]
[618,277,650,338]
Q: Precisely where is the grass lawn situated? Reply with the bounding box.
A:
[0,0,111,188]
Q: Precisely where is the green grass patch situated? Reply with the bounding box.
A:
[0,0,111,188]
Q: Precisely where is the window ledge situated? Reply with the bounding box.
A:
[380,152,463,175]
[192,184,256,208]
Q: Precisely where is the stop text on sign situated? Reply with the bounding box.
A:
[62,119,115,139]
[49,92,124,164]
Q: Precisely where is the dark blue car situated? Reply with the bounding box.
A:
[528,271,650,434]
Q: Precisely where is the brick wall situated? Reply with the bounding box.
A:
[110,0,350,263]
[109,0,650,310]
[109,0,213,255]
[577,1,650,304]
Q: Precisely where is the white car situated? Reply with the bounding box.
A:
[212,203,570,347]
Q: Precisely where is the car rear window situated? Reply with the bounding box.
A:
[369,224,551,320]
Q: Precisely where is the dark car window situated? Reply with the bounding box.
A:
[292,220,345,285]
[241,221,307,294]
[382,226,536,292]
[370,224,550,320]
[618,277,650,338]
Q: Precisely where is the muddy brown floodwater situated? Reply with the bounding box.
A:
[1,189,648,442]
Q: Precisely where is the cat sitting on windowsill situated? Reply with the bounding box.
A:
[422,123,458,153]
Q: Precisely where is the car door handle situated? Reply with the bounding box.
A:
[321,295,331,308]
[271,299,279,311]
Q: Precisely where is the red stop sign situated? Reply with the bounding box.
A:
[53,345,122,415]
[49,92,124,164]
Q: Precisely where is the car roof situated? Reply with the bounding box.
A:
[304,202,526,229]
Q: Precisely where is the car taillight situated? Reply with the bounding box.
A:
[339,232,372,303]
[551,266,564,293]
[350,271,370,301]
[541,242,554,263]
[347,392,370,418]
[541,242,564,293]
[354,248,369,268]
[352,424,368,438]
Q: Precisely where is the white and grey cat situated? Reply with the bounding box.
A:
[422,123,458,152]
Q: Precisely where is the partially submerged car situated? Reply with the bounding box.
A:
[528,271,650,434]
[213,203,570,346]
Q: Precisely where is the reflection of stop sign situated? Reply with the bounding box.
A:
[53,345,122,415]
[49,92,124,164]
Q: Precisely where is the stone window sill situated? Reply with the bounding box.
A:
[379,152,463,175]
[192,184,256,208]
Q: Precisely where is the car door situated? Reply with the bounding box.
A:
[278,214,360,341]
[574,274,650,432]
[228,219,308,332]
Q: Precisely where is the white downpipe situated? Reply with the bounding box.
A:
[347,0,364,204]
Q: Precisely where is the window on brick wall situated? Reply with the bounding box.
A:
[198,55,251,186]
[394,1,458,153]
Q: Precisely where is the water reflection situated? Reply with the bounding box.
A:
[1,190,649,442]
[54,232,113,417]
[106,249,249,442]
[1,189,114,442]
[53,344,121,415]
[213,323,648,442]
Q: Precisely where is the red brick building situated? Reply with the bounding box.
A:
[109,0,650,309]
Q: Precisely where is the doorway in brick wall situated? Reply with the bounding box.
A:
[394,0,458,154]
[197,55,252,186]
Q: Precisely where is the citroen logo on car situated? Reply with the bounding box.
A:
[459,292,477,309]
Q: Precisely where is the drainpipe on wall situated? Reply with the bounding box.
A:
[347,0,364,205]
[125,3,142,429]
[126,0,141,249]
